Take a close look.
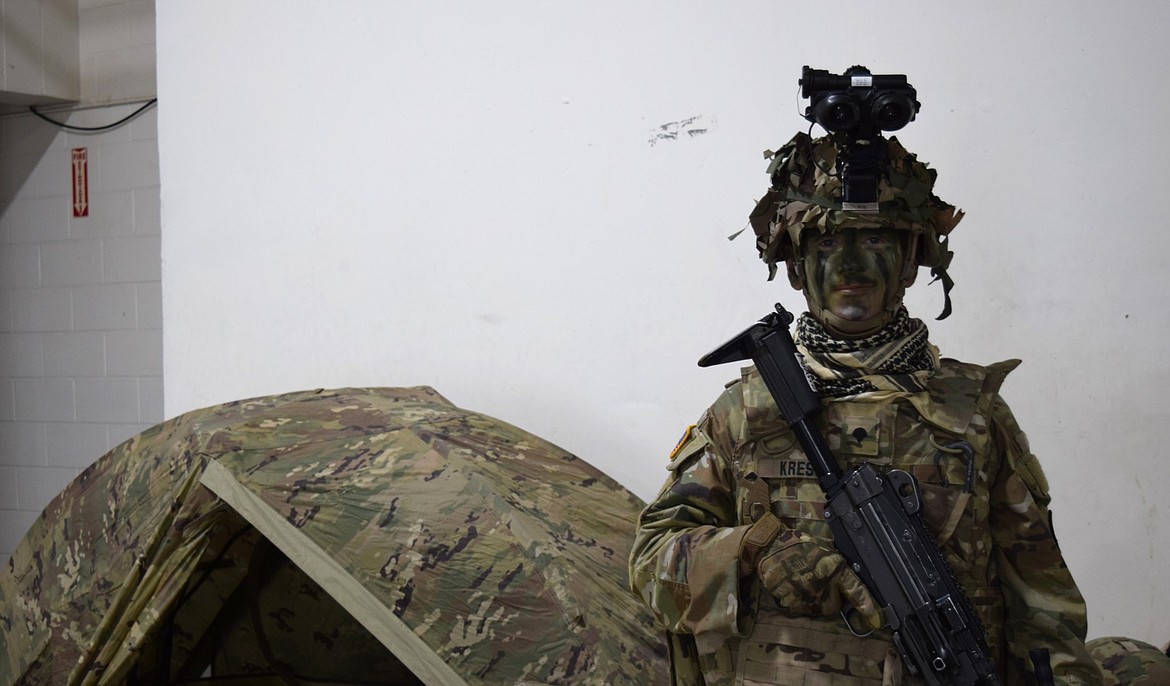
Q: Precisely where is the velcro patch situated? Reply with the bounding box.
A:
[667,424,708,469]
[670,425,696,461]
[756,457,818,479]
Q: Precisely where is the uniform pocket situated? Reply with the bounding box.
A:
[917,480,972,547]
[750,439,830,540]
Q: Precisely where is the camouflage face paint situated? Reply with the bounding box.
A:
[799,227,909,337]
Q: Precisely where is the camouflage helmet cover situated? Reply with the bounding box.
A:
[748,131,965,315]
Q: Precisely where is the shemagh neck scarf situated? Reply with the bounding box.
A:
[794,306,939,399]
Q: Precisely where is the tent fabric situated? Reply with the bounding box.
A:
[0,386,668,685]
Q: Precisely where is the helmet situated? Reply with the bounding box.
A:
[748,131,964,317]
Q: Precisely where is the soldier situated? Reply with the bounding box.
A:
[629,131,1104,685]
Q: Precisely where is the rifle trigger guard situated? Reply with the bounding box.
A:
[840,606,877,638]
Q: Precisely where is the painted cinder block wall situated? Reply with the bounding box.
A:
[0,0,160,561]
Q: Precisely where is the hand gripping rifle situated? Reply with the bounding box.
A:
[698,303,1002,685]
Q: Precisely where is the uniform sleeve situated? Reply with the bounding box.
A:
[987,395,1105,685]
[628,420,759,655]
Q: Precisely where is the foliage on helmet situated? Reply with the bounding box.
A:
[749,132,963,277]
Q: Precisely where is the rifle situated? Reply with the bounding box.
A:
[698,303,1002,685]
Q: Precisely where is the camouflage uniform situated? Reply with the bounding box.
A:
[629,358,1102,685]
[630,130,1102,685]
[1088,637,1170,685]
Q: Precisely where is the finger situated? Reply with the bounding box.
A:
[837,567,883,631]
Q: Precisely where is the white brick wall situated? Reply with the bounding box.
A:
[0,103,161,561]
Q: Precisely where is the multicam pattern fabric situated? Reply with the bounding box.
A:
[1087,636,1170,685]
[795,307,938,398]
[0,386,668,686]
[748,132,964,278]
[629,355,1104,685]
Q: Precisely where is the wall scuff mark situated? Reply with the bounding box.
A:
[648,114,716,146]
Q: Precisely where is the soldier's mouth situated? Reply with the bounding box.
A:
[832,282,876,295]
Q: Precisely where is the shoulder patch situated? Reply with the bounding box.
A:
[669,424,696,460]
[668,424,709,470]
[1015,451,1051,505]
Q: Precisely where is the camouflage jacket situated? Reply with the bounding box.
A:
[629,358,1103,685]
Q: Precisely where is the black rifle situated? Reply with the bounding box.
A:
[698,303,1002,685]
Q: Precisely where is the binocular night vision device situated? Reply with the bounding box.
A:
[797,65,921,209]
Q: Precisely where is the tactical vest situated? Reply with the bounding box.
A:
[707,358,1018,686]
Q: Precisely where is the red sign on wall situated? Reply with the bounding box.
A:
[72,148,89,217]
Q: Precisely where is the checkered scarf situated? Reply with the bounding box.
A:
[795,307,938,398]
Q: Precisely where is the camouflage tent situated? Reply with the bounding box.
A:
[0,386,668,686]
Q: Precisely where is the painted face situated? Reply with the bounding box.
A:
[790,227,914,337]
